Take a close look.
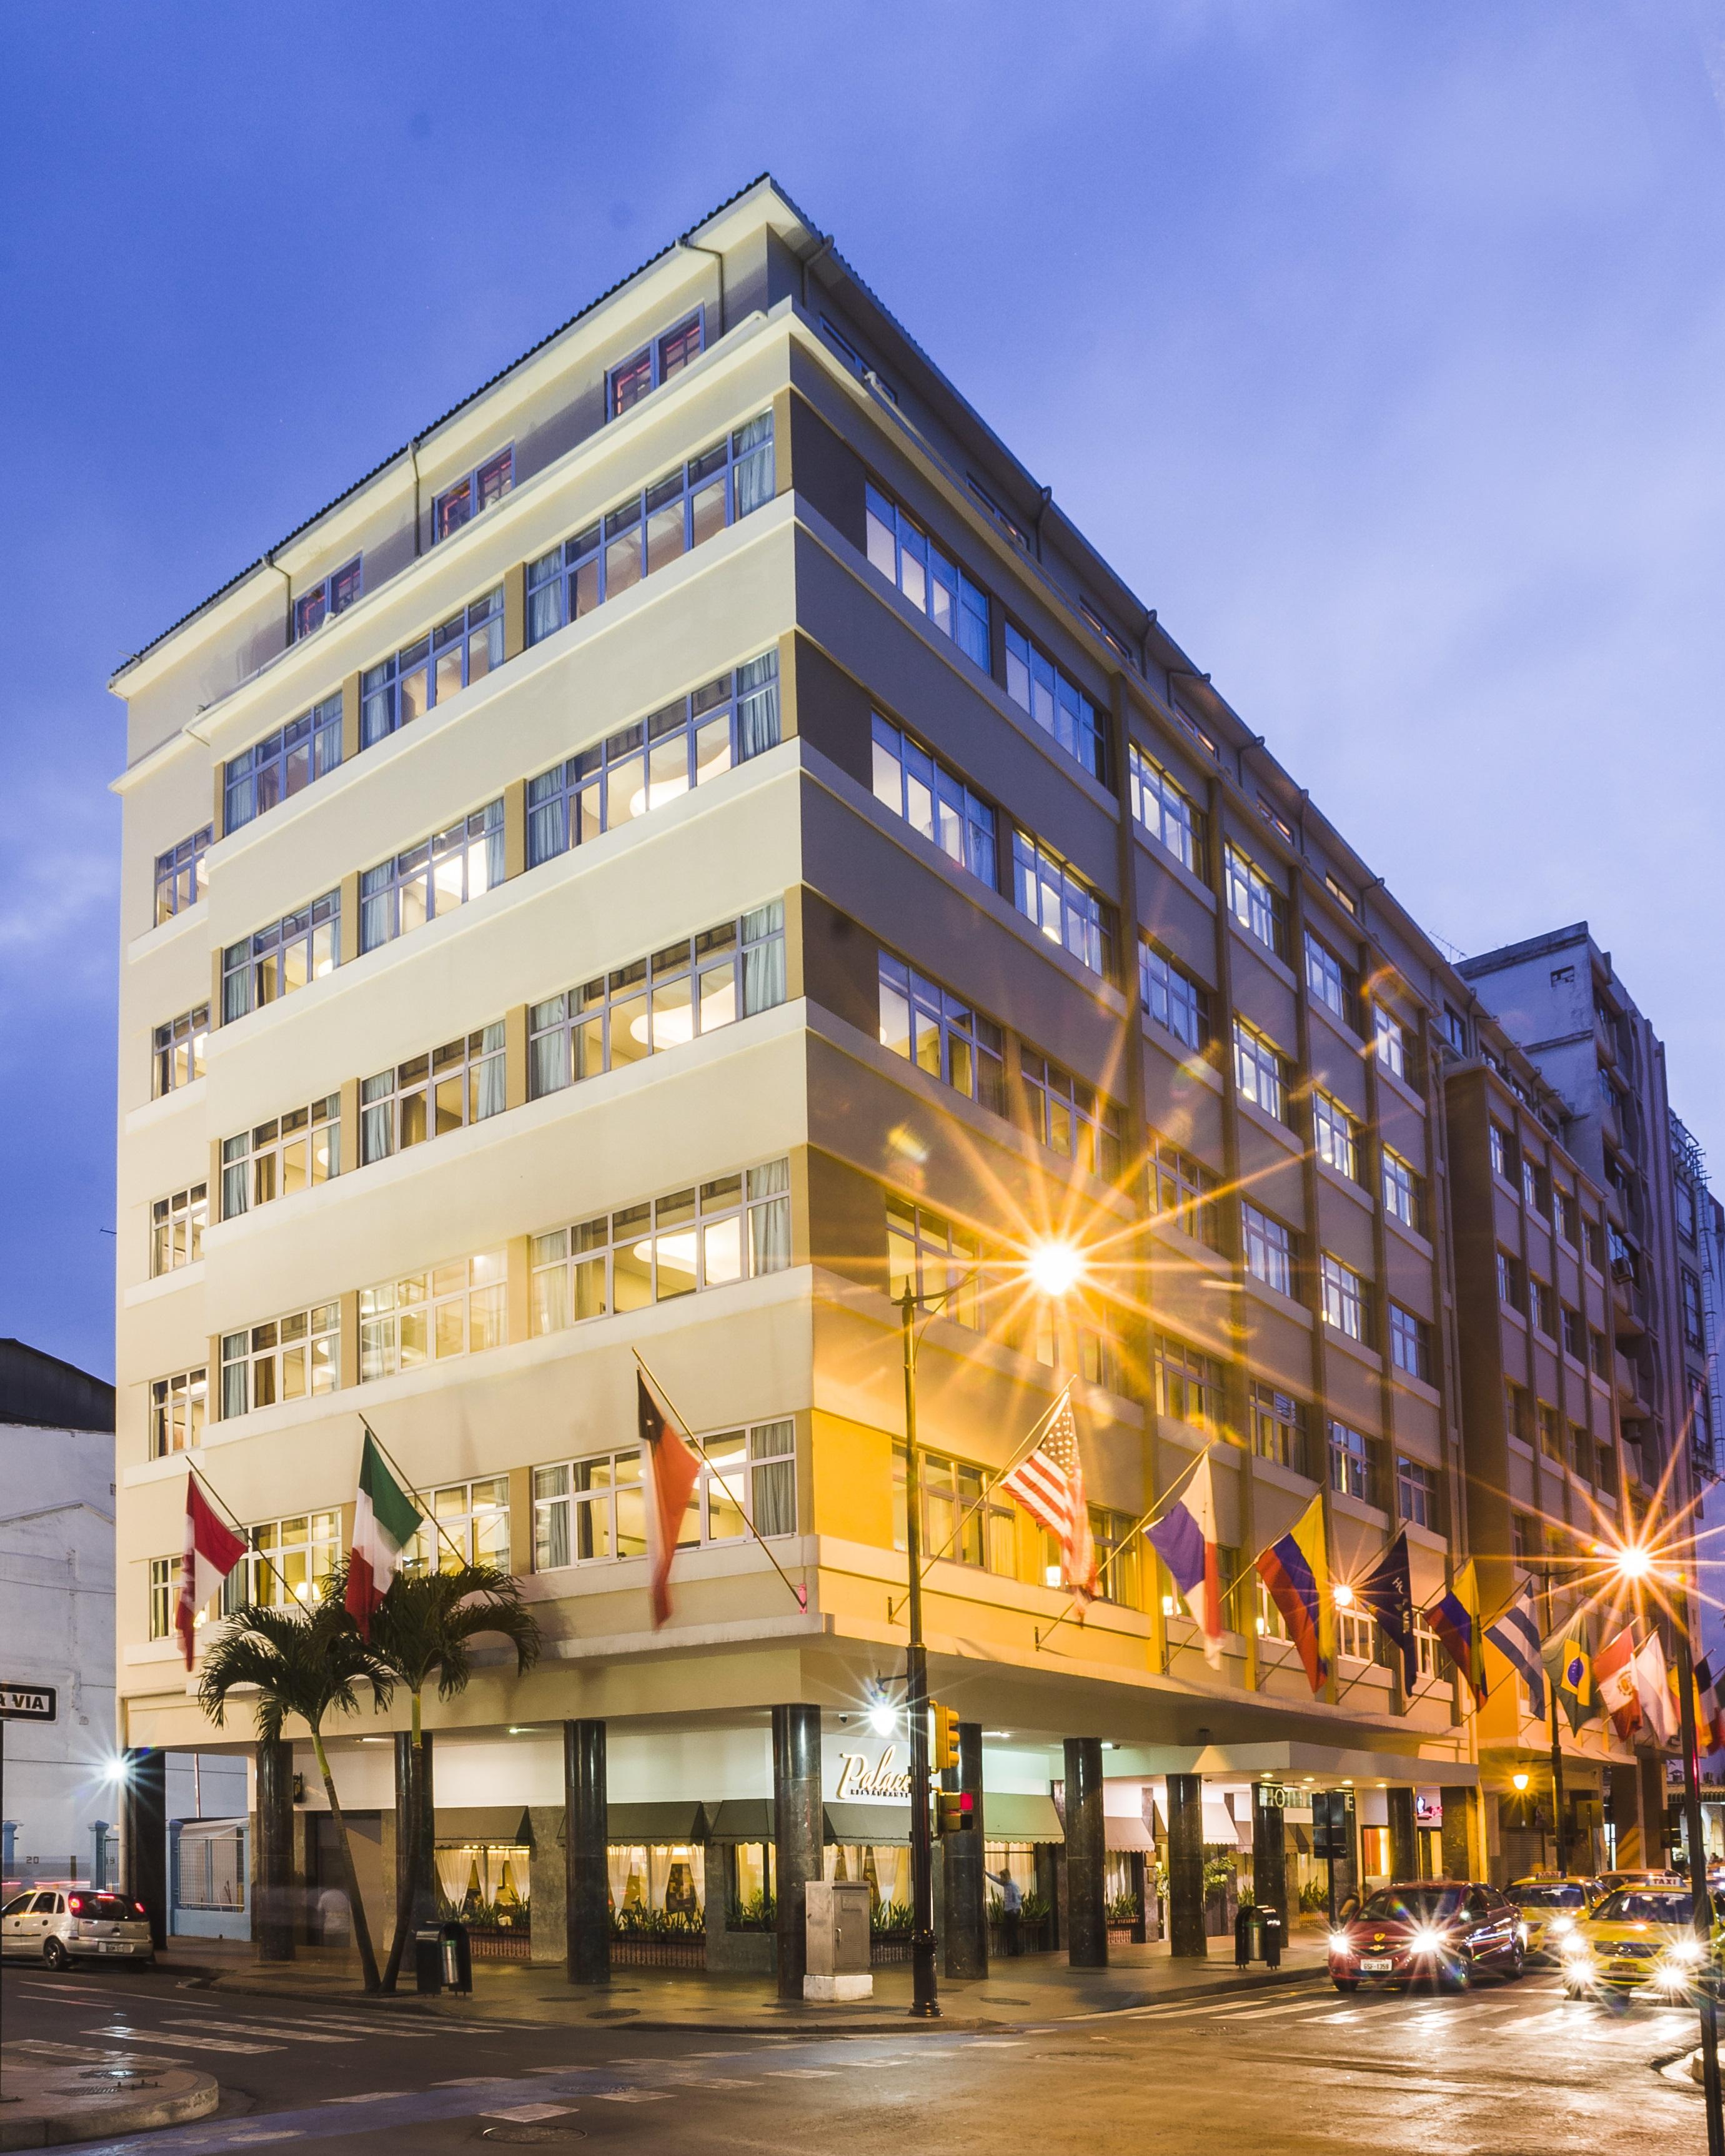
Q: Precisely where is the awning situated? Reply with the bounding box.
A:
[706,1799,775,1841]
[825,1803,910,1846]
[1102,1817,1154,1852]
[176,1817,245,1844]
[980,1793,1064,1842]
[607,1802,708,1846]
[435,1807,532,1846]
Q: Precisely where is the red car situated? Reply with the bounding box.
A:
[1328,1880,1527,1992]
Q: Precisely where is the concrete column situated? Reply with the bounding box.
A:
[942,1721,987,1979]
[1034,1842,1061,1951]
[564,1719,609,1986]
[392,1731,438,1942]
[1386,1786,1418,1885]
[1608,1761,1644,1867]
[1166,1774,1206,1958]
[1440,1785,1481,1882]
[1638,1752,1671,1870]
[1063,1738,1108,1969]
[121,1748,167,1949]
[773,1704,822,2001]
[255,1737,296,1961]
[1128,1850,1148,1944]
[1251,1784,1288,1924]
[1330,1794,1360,1913]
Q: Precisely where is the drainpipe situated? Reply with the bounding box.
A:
[264,550,292,648]
[409,437,423,558]
[1032,485,1052,562]
[799,231,834,310]
[678,234,725,339]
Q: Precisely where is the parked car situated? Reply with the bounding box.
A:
[1503,1875,1606,1959]
[1559,1885,1725,2000]
[1594,1869,1686,1895]
[1328,1880,1526,1992]
[0,1885,154,1967]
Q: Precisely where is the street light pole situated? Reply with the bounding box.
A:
[1676,1622,1724,2156]
[900,1283,939,2020]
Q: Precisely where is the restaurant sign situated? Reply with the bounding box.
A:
[833,1747,916,1801]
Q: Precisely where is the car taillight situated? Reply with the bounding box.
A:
[67,1895,86,1914]
[133,1900,147,1917]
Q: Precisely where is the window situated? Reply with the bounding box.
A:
[1080,599,1139,672]
[609,314,703,418]
[220,1304,339,1418]
[221,893,339,1022]
[1224,845,1286,958]
[1241,1201,1295,1296]
[152,1003,209,1096]
[1257,795,1294,844]
[1561,1304,1585,1361]
[525,412,773,641]
[1489,1122,1516,1182]
[1589,1326,1609,1378]
[1089,1508,1142,1606]
[224,695,344,832]
[1381,1148,1422,1231]
[1139,941,1209,1051]
[1311,1090,1359,1181]
[154,827,211,923]
[1128,743,1202,873]
[1153,1333,1222,1433]
[433,449,513,541]
[1414,1617,1443,1682]
[1537,1403,1563,1461]
[1250,1382,1310,1474]
[1020,1051,1122,1180]
[1677,1179,1698,1243]
[223,1512,340,1611]
[886,1197,983,1329]
[1320,1253,1370,1344]
[1683,1269,1706,1351]
[1374,1006,1408,1081]
[1569,1423,1591,1476]
[525,653,779,866]
[869,715,997,887]
[1150,1134,1220,1249]
[1521,1158,1551,1218]
[360,1251,507,1380]
[1255,1576,1290,1641]
[360,591,503,750]
[149,1557,176,1641]
[1531,1277,1556,1338]
[1232,1019,1286,1123]
[532,1160,792,1334]
[1396,1455,1438,1528]
[535,1418,796,1571]
[149,1183,206,1276]
[1005,624,1108,785]
[864,485,992,671]
[878,954,1007,1118]
[222,1096,340,1218]
[1328,1420,1378,1504]
[1012,830,1115,980]
[1496,1249,1524,1313]
[530,904,784,1102]
[292,557,362,640]
[1078,1303,1126,1393]
[893,1444,1018,1574]
[1583,1218,1603,1272]
[1556,1186,1579,1246]
[1326,873,1358,917]
[1505,1381,1532,1446]
[360,1028,504,1166]
[149,1367,206,1458]
[967,475,1030,547]
[1440,1004,1468,1054]
[1305,934,1356,1027]
[1337,1606,1377,1662]
[359,802,503,953]
[1389,1303,1431,1383]
[411,1479,511,1573]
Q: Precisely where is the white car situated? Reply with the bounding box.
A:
[1,1885,155,1967]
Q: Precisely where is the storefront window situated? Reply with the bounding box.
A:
[983,1841,1037,1901]
[435,1841,529,1925]
[608,1842,705,1919]
[823,1842,911,1915]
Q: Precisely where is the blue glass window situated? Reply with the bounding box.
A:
[359,802,504,955]
[361,589,503,749]
[292,557,362,641]
[224,695,343,833]
[1005,625,1107,786]
[869,715,996,888]
[221,893,340,1023]
[608,312,704,419]
[1012,830,1115,981]
[434,450,513,542]
[865,485,990,671]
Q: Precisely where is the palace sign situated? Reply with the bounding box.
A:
[833,1747,915,1801]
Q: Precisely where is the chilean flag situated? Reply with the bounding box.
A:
[1145,1450,1223,1668]
[638,1372,701,1629]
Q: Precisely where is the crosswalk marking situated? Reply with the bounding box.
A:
[322,2092,410,2104]
[164,2017,360,2044]
[11,2038,179,2067]
[594,2089,672,2102]
[86,2024,281,2055]
[484,2105,575,2124]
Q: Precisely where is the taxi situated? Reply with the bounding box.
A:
[1558,1884,1724,2000]
[1503,1875,1604,1960]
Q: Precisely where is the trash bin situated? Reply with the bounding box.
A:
[1260,1909,1283,1969]
[1234,1904,1261,1968]
[414,1927,444,1995]
[439,1920,472,1995]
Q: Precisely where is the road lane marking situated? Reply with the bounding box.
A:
[85,2024,281,2054]
[163,2017,361,2044]
[594,2089,672,2102]
[11,2038,179,2065]
[322,2092,411,2103]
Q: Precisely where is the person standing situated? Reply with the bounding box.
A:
[987,1865,1023,1956]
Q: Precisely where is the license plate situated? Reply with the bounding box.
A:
[1360,1957,1393,1972]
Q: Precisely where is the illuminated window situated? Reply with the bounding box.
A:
[220,1304,340,1418]
[1224,845,1286,958]
[360,1032,504,1165]
[866,485,991,670]
[149,1183,206,1276]
[1140,941,1209,1051]
[222,1096,340,1216]
[152,1003,208,1096]
[1004,623,1108,785]
[1128,743,1202,873]
[149,1368,206,1458]
[359,803,503,953]
[1312,1090,1359,1181]
[361,590,503,747]
[154,826,211,923]
[1321,1254,1370,1344]
[608,314,703,419]
[433,450,513,541]
[359,1253,507,1379]
[870,714,996,885]
[221,894,339,1022]
[292,556,362,640]
[879,953,1006,1117]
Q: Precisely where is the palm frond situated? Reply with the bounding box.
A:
[367,1562,542,1701]
[197,1599,395,1739]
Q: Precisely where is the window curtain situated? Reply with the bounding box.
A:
[748,1160,792,1276]
[222,945,252,1025]
[484,801,506,892]
[475,1023,508,1120]
[529,1021,570,1101]
[435,1847,475,1911]
[527,791,567,870]
[742,922,786,1016]
[359,865,391,954]
[736,649,780,763]
[733,412,775,518]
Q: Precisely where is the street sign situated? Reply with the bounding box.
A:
[0,1684,57,1722]
[1311,1787,1355,1859]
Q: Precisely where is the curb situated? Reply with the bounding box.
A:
[0,2074,218,2151]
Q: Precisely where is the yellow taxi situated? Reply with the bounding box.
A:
[1558,1884,1724,2000]
[1502,1876,1604,1960]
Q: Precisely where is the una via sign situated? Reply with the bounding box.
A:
[0,1684,57,1722]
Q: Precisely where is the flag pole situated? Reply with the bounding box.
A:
[1034,1444,1216,1652]
[186,1464,302,1612]
[632,1351,808,1614]
[357,1416,470,1574]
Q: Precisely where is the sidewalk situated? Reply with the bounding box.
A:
[0,2049,216,2151]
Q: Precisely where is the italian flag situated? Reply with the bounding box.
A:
[344,1432,423,1635]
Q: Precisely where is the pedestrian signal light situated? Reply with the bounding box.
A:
[932,1702,960,1773]
[935,1790,976,1836]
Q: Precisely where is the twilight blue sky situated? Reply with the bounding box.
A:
[5,2,1723,1381]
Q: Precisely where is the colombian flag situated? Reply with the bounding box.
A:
[1427,1560,1488,1705]
[1256,1494,1331,1694]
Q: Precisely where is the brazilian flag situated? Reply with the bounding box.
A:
[1543,1619,1598,1733]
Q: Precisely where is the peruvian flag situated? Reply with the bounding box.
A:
[1594,1626,1641,1741]
[344,1432,424,1635]
[1145,1450,1224,1668]
[177,1473,247,1669]
[638,1373,700,1628]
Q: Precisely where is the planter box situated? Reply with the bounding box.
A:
[467,1926,531,1962]
[612,1934,705,1970]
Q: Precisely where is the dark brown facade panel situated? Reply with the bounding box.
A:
[785,382,868,554]
[797,886,880,1042]
[788,634,873,790]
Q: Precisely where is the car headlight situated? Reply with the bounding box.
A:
[1328,1932,1354,1956]
[1561,1934,1593,1960]
[1665,1940,1703,1966]
[1409,1926,1447,1955]
[1550,1915,1574,1937]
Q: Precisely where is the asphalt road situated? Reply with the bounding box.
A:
[1,1959,1711,2154]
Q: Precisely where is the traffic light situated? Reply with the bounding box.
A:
[931,1702,960,1774]
[935,1789,977,1836]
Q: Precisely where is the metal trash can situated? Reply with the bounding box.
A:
[1260,1909,1283,1969]
[439,1920,472,1995]
[1234,1904,1262,1968]
[414,1927,444,1995]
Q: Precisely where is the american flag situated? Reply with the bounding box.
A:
[1000,1394,1095,1606]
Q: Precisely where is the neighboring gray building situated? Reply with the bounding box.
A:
[0,1339,117,1887]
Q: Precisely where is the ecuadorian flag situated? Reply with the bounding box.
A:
[1256,1494,1331,1694]
[1426,1559,1487,1704]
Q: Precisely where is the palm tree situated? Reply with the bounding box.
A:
[358,1562,541,1991]
[198,1599,395,1992]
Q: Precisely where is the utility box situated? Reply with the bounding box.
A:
[803,1879,873,2002]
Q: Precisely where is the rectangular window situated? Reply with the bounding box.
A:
[1677,1179,1698,1243]
[878,954,1006,1118]
[1521,1158,1552,1218]
[1153,1333,1221,1434]
[609,314,703,419]
[1311,1090,1358,1180]
[1337,1607,1377,1663]
[1250,1381,1310,1474]
[1531,1277,1556,1338]
[1081,598,1140,672]
[1020,1051,1122,1180]
[149,1367,207,1459]
[1389,1303,1431,1383]
[886,1198,984,1331]
[222,1095,340,1218]
[1078,1301,1126,1394]
[154,826,211,923]
[1583,1218,1603,1272]
[1224,845,1286,958]
[1496,1249,1524,1312]
[527,412,773,644]
[1396,1455,1438,1528]
[869,714,997,887]
[361,589,504,748]
[529,903,785,1103]
[1004,623,1108,785]
[220,1304,340,1419]
[1139,941,1210,1051]
[225,695,344,833]
[149,1557,177,1641]
[1381,1148,1422,1231]
[1374,1006,1408,1081]
[433,449,513,542]
[292,556,362,640]
[532,1160,792,1336]
[149,1183,206,1276]
[893,1443,1018,1574]
[534,1417,795,1572]
[1505,1381,1532,1445]
[152,1003,209,1096]
[359,1251,507,1381]
[360,1028,505,1166]
[1320,1253,1370,1344]
[1326,873,1357,917]
[1560,1304,1584,1360]
[1589,1326,1609,1377]
[223,1511,341,1612]
[864,484,992,671]
[1489,1122,1516,1181]
[1232,1018,1286,1123]
[221,893,339,1023]
[1556,1186,1579,1246]
[525,652,780,868]
[1089,1507,1142,1607]
[359,802,502,953]
[1150,1134,1220,1249]
[1328,1419,1378,1504]
[1241,1200,1295,1297]
[1012,830,1115,980]
[1683,1269,1706,1350]
[1441,1004,1468,1054]
[1304,933,1356,1027]
[1532,1402,1561,1461]
[1128,743,1202,874]
[411,1479,512,1572]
